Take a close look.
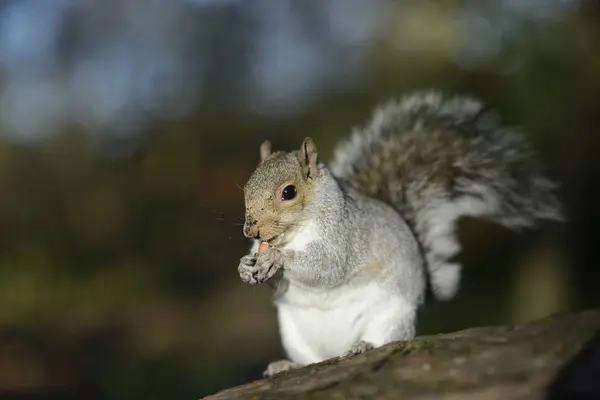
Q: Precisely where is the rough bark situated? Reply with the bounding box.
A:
[202,309,600,400]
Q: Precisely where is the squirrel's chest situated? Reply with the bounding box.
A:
[274,281,387,364]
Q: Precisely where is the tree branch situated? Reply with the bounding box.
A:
[202,309,600,400]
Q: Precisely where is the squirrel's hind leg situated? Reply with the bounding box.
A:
[344,340,375,357]
[353,299,417,353]
[263,359,302,377]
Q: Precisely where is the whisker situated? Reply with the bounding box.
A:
[214,213,226,222]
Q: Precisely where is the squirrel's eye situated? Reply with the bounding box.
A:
[281,185,297,201]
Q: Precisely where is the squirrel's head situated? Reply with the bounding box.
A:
[242,137,320,245]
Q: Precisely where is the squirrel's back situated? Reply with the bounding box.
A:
[329,90,563,300]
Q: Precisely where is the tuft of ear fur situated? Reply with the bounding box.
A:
[260,140,272,161]
[300,137,318,180]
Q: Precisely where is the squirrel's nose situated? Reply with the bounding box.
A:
[243,222,259,239]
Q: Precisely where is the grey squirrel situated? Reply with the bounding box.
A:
[237,90,563,377]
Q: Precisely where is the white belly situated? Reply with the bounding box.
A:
[274,280,392,365]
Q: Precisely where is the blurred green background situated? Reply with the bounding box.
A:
[0,0,599,399]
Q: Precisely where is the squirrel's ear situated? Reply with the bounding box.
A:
[300,137,318,180]
[260,140,272,161]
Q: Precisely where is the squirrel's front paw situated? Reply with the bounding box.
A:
[237,254,259,284]
[252,249,283,283]
[237,249,282,284]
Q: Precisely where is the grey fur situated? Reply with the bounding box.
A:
[329,90,563,299]
[239,160,424,373]
[277,165,425,297]
[237,90,563,374]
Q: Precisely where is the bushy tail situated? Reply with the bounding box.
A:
[329,90,563,301]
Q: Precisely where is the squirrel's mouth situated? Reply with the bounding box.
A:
[265,233,284,247]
